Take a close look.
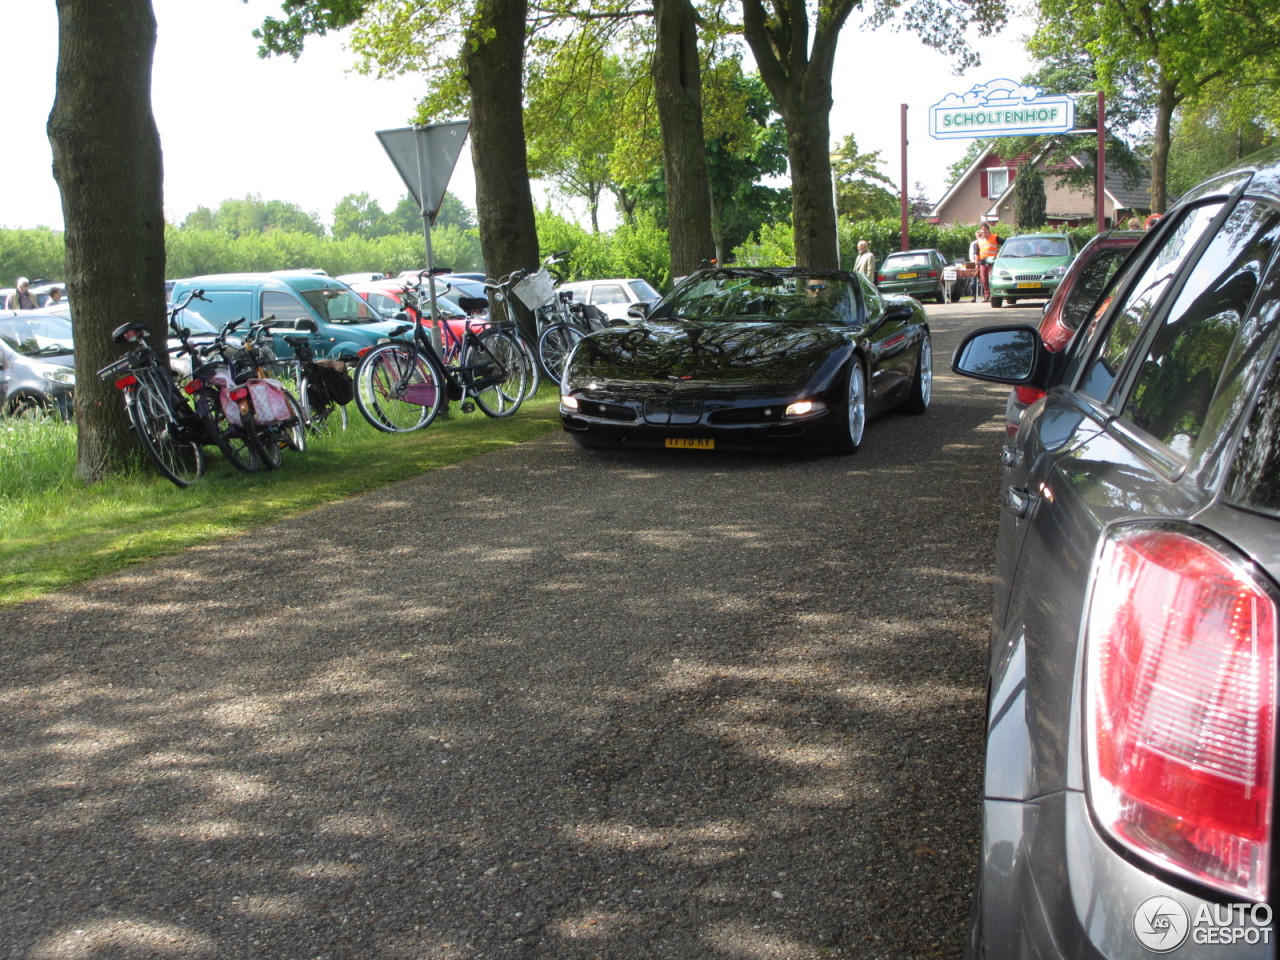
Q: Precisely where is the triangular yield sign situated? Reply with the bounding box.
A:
[376,121,470,223]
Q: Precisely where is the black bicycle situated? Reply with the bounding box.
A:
[353,298,527,433]
[279,334,353,437]
[96,289,222,486]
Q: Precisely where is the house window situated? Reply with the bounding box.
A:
[987,168,1010,199]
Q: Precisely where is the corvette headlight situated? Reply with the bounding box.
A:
[785,399,826,418]
[560,394,579,410]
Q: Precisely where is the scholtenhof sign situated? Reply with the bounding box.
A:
[929,79,1075,140]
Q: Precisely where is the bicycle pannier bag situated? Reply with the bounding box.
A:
[312,359,355,405]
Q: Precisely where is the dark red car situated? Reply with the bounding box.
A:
[1003,229,1145,436]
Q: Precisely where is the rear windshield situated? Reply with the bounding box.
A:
[883,254,934,269]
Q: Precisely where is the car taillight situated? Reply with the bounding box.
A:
[1086,525,1277,901]
[875,273,886,283]
[1015,386,1045,406]
[925,269,939,278]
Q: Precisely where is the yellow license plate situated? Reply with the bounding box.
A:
[1017,282,1043,289]
[665,437,715,450]
[899,272,918,279]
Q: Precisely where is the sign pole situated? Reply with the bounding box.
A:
[412,126,443,352]
[1096,92,1107,234]
[900,104,909,252]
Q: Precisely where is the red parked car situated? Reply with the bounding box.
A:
[1003,229,1145,436]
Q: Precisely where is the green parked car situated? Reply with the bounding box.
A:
[989,232,1077,308]
[874,248,948,303]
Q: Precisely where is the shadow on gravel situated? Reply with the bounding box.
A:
[0,364,1013,959]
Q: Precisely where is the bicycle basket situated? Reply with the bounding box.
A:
[512,269,555,310]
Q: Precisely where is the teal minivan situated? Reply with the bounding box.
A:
[168,273,406,360]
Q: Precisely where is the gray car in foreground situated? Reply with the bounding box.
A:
[953,147,1280,958]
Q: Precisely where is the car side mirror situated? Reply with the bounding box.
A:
[951,325,1045,385]
[295,319,318,333]
[627,302,651,320]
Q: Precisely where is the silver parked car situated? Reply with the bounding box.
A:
[0,309,75,417]
[953,146,1280,958]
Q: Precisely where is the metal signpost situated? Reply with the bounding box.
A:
[376,120,471,347]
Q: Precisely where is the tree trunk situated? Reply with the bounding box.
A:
[741,0,849,269]
[782,87,837,267]
[49,0,167,483]
[652,0,714,277]
[1148,79,1178,214]
[465,0,540,340]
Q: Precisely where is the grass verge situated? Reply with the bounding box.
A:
[0,393,561,608]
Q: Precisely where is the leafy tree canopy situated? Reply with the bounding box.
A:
[180,194,326,237]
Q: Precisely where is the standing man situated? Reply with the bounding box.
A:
[853,240,875,280]
[5,277,39,310]
[974,224,1000,302]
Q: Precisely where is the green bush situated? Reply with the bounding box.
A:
[0,228,66,286]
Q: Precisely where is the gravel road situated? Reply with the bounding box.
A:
[0,302,1016,960]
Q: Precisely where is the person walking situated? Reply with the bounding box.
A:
[5,277,38,310]
[853,240,875,280]
[974,224,1000,302]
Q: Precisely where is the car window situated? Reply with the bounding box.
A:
[1227,346,1280,516]
[650,272,855,324]
[300,288,381,324]
[1121,200,1280,456]
[628,280,660,301]
[1061,246,1136,333]
[884,254,931,269]
[262,291,311,323]
[1000,237,1069,259]
[591,284,628,305]
[1077,202,1225,403]
[0,315,75,356]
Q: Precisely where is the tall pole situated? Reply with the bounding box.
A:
[900,104,909,251]
[1096,92,1107,234]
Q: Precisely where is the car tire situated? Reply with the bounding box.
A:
[831,358,867,455]
[991,297,1003,308]
[903,333,932,414]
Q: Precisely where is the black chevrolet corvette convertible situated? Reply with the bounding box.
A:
[559,266,932,453]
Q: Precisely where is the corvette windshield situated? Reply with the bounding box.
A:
[654,272,855,324]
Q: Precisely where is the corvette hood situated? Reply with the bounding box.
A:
[567,319,851,390]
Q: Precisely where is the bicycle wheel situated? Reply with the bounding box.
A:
[129,385,205,488]
[465,329,526,418]
[537,322,585,382]
[198,390,261,473]
[243,410,283,470]
[273,390,307,454]
[514,331,541,400]
[300,374,348,438]
[354,342,445,433]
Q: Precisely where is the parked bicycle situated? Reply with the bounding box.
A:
[195,317,305,470]
[276,334,353,438]
[353,294,528,433]
[507,252,612,382]
[97,292,210,487]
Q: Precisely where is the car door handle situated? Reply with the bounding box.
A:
[1004,485,1031,519]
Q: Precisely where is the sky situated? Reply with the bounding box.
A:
[2,0,1034,233]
